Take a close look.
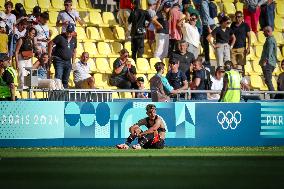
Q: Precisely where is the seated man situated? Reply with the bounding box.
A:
[73,52,95,89]
[116,104,166,150]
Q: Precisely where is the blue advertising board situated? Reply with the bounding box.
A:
[0,101,284,147]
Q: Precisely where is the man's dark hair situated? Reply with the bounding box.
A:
[5,1,13,8]
[190,12,198,18]
[154,62,165,72]
[40,11,49,20]
[120,48,129,55]
[224,60,233,71]
[178,39,187,45]
[146,104,156,112]
[235,11,243,16]
[220,15,230,24]
[18,18,28,25]
[64,0,72,3]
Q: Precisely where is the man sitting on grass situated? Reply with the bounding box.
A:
[116,104,166,150]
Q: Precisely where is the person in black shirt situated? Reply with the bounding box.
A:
[128,0,152,62]
[190,59,207,100]
[48,24,77,88]
[230,11,251,74]
[171,40,195,81]
[207,16,236,67]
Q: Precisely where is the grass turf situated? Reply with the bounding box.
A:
[0,147,284,189]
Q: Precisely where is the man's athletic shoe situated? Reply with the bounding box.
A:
[116,143,129,149]
[132,144,142,150]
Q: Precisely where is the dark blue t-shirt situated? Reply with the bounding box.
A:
[230,22,250,49]
[156,11,169,34]
[52,34,77,61]
[166,70,187,90]
[191,69,207,100]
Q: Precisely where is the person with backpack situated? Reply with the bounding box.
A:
[200,0,216,66]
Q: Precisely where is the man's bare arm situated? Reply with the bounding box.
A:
[140,118,162,135]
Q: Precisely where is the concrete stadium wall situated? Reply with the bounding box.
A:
[0,101,284,147]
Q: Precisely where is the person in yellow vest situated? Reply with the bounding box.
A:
[219,60,242,102]
[0,54,16,101]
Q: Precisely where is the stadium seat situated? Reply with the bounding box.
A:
[24,0,38,10]
[78,0,88,9]
[76,43,85,57]
[163,58,169,73]
[94,73,109,88]
[95,58,112,73]
[254,46,263,58]
[141,0,148,10]
[99,27,115,42]
[250,31,260,45]
[69,71,75,88]
[136,58,151,74]
[272,76,278,89]
[102,12,118,26]
[76,27,88,42]
[209,45,216,60]
[124,41,132,55]
[274,17,284,31]
[51,0,64,10]
[252,61,263,75]
[83,41,101,57]
[244,61,253,75]
[276,3,284,17]
[86,27,103,41]
[97,42,112,57]
[246,46,256,61]
[89,11,107,27]
[38,0,51,10]
[48,11,58,26]
[49,27,59,39]
[120,92,133,98]
[223,3,236,15]
[110,42,123,55]
[273,63,282,76]
[112,92,120,99]
[88,58,97,72]
[250,75,265,90]
[274,32,284,45]
[143,42,153,58]
[11,0,23,6]
[113,26,125,41]
[235,2,243,11]
[79,11,90,25]
[257,32,266,44]
[277,47,283,61]
[149,58,161,73]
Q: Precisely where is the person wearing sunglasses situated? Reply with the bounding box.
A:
[230,11,251,75]
[116,104,166,150]
[56,0,84,33]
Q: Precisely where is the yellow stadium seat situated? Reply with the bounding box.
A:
[87,58,97,72]
[99,27,115,42]
[250,31,259,45]
[86,27,103,41]
[89,11,107,27]
[276,3,284,17]
[277,47,283,61]
[254,46,263,58]
[209,45,216,60]
[163,58,169,73]
[11,0,23,6]
[136,58,150,74]
[49,27,59,39]
[143,42,153,58]
[112,92,120,99]
[95,58,112,73]
[120,92,133,98]
[97,42,112,57]
[246,46,256,61]
[24,0,38,10]
[272,76,278,89]
[274,32,284,45]
[257,32,266,44]
[69,71,75,88]
[76,43,85,57]
[141,0,148,10]
[244,61,253,75]
[235,2,243,11]
[76,27,88,42]
[124,41,132,55]
[102,12,118,26]
[78,0,88,9]
[274,17,284,31]
[113,26,125,41]
[79,11,90,25]
[223,3,236,15]
[48,11,58,26]
[94,73,109,88]
[252,61,262,75]
[83,41,100,57]
[51,0,64,10]
[110,42,123,55]
[273,63,282,76]
[38,0,51,10]
[250,75,265,90]
[149,58,161,73]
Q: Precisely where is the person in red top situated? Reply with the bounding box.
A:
[119,0,134,38]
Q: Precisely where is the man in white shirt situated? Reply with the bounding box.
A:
[56,0,84,33]
[73,52,95,89]
[34,12,50,56]
[4,1,16,35]
[209,66,224,100]
[180,12,200,59]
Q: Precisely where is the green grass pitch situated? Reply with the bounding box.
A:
[1,147,284,189]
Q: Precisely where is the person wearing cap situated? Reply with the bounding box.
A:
[0,21,8,58]
[116,104,166,150]
[0,55,16,101]
[48,23,77,89]
[182,0,202,34]
[56,0,84,33]
[149,61,179,102]
[219,60,242,102]
[166,58,188,98]
[207,16,236,67]
[31,6,41,22]
[34,11,50,56]
[4,1,16,35]
[208,66,224,100]
[275,60,284,99]
[132,76,149,98]
[152,1,171,59]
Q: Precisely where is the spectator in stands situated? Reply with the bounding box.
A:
[119,0,133,38]
[190,59,207,100]
[179,12,200,59]
[200,0,216,66]
[219,60,242,102]
[146,0,158,51]
[182,0,202,34]
[207,16,236,67]
[168,2,182,56]
[166,58,188,98]
[0,54,16,101]
[149,61,179,102]
[73,52,95,89]
[208,66,224,100]
[109,49,137,89]
[275,60,284,99]
[15,27,37,89]
[259,0,275,31]
[29,6,41,23]
[128,0,152,62]
[259,26,277,94]
[48,24,77,89]
[34,12,50,56]
[171,40,195,81]
[230,11,251,74]
[242,0,266,34]
[0,21,8,58]
[152,1,171,59]
[4,1,16,35]
[56,0,84,33]
[236,65,250,91]
[132,76,149,98]
[32,53,63,90]
[0,12,8,34]
[11,3,27,20]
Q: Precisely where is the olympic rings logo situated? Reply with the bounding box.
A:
[217,111,242,130]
